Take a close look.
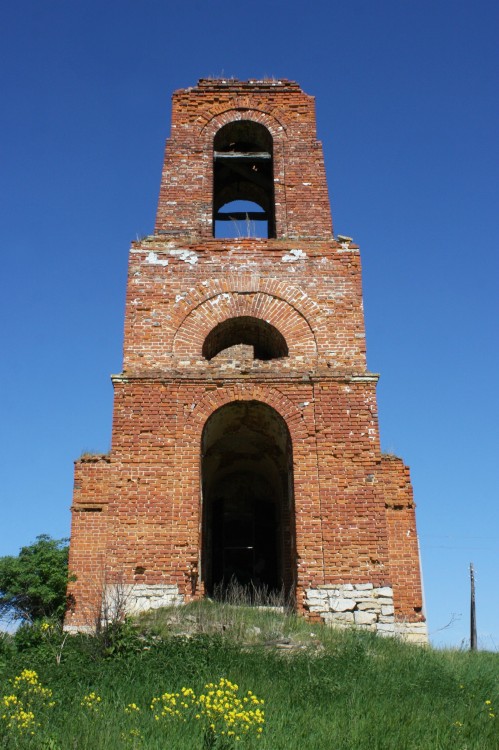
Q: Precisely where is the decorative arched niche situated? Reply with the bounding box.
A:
[213,121,275,238]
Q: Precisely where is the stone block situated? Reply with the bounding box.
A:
[394,622,428,645]
[355,592,378,601]
[377,623,395,633]
[376,587,393,598]
[305,589,328,600]
[354,610,377,625]
[330,597,356,612]
[336,589,359,598]
[324,612,355,623]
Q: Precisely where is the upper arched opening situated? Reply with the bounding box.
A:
[203,316,288,361]
[213,121,275,238]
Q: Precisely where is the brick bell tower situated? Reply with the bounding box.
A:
[66,79,427,642]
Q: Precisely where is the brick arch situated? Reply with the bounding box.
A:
[199,104,288,139]
[170,276,325,342]
[173,292,317,358]
[184,384,310,445]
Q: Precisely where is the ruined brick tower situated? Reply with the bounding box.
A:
[66,79,427,642]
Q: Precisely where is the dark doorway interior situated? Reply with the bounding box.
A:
[201,401,295,598]
[211,476,279,590]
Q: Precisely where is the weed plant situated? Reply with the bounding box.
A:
[0,604,497,749]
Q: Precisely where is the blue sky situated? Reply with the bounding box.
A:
[2,1,498,648]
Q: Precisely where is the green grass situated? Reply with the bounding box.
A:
[1,606,498,749]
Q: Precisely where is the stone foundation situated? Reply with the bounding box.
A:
[104,583,184,618]
[305,584,428,644]
[393,621,429,645]
[64,584,184,632]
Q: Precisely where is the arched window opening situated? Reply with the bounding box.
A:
[202,316,288,361]
[201,401,296,598]
[213,121,275,238]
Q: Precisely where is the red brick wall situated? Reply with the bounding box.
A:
[66,455,110,629]
[66,80,425,632]
[379,455,425,622]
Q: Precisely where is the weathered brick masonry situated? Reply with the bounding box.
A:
[66,79,427,642]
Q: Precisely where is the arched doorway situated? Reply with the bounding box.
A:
[201,401,295,598]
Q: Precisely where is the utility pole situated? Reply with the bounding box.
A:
[470,562,477,651]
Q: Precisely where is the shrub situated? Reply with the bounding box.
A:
[0,536,71,623]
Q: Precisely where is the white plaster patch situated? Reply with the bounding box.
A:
[224,262,259,272]
[169,248,199,265]
[146,251,169,267]
[210,293,231,305]
[282,248,307,262]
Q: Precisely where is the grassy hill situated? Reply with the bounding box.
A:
[1,601,497,749]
